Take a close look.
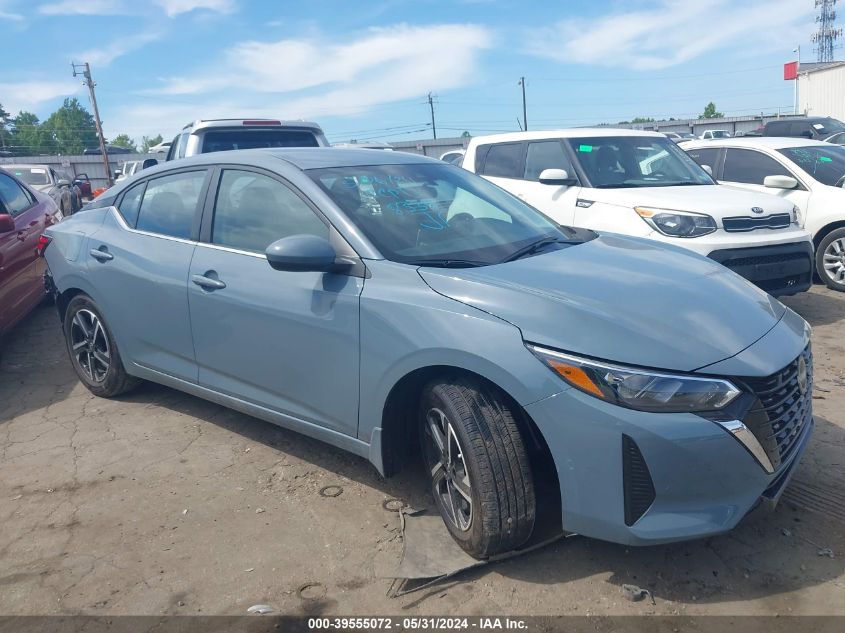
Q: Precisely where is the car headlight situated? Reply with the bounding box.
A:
[634,207,717,238]
[791,205,801,225]
[528,345,741,413]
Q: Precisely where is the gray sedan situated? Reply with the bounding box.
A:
[4,164,75,215]
[43,148,813,558]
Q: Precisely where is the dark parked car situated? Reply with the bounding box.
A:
[0,168,62,337]
[763,117,845,141]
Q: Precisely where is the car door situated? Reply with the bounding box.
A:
[188,167,362,436]
[515,140,582,225]
[718,148,811,217]
[0,172,53,334]
[84,168,210,381]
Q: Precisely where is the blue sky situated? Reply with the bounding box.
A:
[0,0,820,145]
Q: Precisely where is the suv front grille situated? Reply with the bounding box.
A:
[741,345,813,470]
[723,213,792,232]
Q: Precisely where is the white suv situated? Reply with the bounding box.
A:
[462,129,813,296]
[684,136,845,291]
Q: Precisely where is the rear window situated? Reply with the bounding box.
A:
[200,129,320,153]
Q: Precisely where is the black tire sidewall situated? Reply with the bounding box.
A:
[419,383,492,556]
[816,228,845,291]
[63,296,128,397]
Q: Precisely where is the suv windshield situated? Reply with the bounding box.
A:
[310,163,585,266]
[814,118,845,135]
[201,129,320,153]
[10,167,50,186]
[567,136,714,189]
[779,145,845,187]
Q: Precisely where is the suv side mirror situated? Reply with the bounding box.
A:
[0,214,15,233]
[764,175,799,189]
[57,178,71,187]
[800,130,813,139]
[142,158,158,169]
[265,234,348,273]
[538,168,577,186]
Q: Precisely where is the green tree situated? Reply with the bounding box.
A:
[701,102,723,119]
[10,112,46,155]
[0,103,10,151]
[630,116,655,123]
[42,98,99,154]
[141,134,163,152]
[111,134,138,152]
[461,130,471,138]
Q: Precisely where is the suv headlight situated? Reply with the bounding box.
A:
[634,206,717,238]
[792,205,801,225]
[528,345,741,413]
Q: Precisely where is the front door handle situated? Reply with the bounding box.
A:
[89,248,114,262]
[192,274,226,290]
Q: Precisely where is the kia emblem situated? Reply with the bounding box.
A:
[751,207,764,214]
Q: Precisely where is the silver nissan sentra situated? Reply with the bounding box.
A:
[42,148,813,559]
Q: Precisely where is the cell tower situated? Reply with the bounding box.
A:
[813,0,843,62]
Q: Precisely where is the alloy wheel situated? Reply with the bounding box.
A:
[823,237,845,284]
[423,407,473,532]
[70,309,111,383]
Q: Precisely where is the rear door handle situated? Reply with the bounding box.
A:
[192,274,226,290]
[89,248,114,262]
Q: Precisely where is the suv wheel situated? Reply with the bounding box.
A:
[63,295,140,397]
[419,376,535,559]
[817,227,845,291]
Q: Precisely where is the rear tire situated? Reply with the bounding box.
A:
[419,376,535,559]
[816,227,845,292]
[63,295,140,397]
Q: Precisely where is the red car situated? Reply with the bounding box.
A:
[0,168,62,337]
[72,173,93,200]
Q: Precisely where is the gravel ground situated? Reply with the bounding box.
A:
[1,285,844,616]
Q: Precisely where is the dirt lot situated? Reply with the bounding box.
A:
[1,286,845,617]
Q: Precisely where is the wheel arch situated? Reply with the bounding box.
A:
[376,364,562,533]
[812,220,845,249]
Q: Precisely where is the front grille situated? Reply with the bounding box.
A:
[725,252,809,268]
[741,346,813,470]
[723,213,792,232]
[622,435,655,526]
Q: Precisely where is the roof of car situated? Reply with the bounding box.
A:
[470,128,666,144]
[182,119,324,132]
[682,137,834,150]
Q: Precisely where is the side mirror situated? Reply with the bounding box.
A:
[701,165,713,176]
[142,158,158,169]
[0,214,15,233]
[57,179,71,187]
[800,130,813,139]
[538,168,576,185]
[265,234,346,273]
[764,175,799,189]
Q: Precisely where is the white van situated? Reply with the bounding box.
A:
[462,129,813,296]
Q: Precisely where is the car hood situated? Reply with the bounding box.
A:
[30,184,53,193]
[584,184,794,223]
[419,233,786,372]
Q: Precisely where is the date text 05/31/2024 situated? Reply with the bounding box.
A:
[307,617,529,630]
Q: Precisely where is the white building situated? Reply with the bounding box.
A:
[797,61,845,121]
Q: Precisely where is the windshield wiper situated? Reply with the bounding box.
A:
[407,259,489,268]
[502,236,576,263]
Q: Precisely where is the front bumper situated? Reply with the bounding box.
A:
[708,241,813,297]
[524,375,813,546]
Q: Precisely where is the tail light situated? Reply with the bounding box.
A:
[36,234,52,257]
[242,120,281,126]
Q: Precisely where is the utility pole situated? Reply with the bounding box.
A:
[794,45,801,115]
[427,92,437,140]
[518,77,527,131]
[72,62,112,186]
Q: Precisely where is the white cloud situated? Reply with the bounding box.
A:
[38,0,130,15]
[73,30,163,67]
[0,80,81,115]
[526,0,814,70]
[152,0,235,17]
[0,0,22,20]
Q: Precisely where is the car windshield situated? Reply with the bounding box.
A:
[567,136,714,188]
[779,145,845,187]
[309,163,582,266]
[10,167,50,185]
[815,118,845,135]
[200,129,320,153]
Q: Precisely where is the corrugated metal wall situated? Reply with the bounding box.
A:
[798,65,845,121]
[0,153,163,189]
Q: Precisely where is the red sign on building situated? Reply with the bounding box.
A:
[784,61,799,80]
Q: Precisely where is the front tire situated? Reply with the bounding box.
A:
[817,227,845,291]
[63,295,139,397]
[419,376,535,559]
